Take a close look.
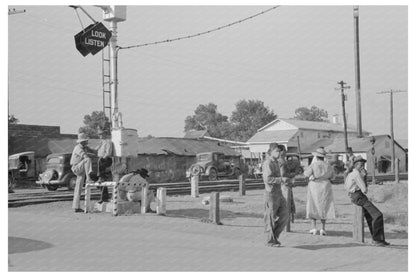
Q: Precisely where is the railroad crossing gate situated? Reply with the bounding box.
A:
[74,22,112,56]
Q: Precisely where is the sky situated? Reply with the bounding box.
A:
[7,4,409,140]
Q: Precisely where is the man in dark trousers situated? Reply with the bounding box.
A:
[262,142,289,247]
[345,156,390,246]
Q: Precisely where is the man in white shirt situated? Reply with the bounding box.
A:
[345,156,390,246]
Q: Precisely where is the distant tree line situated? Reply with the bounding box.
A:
[184,100,329,142]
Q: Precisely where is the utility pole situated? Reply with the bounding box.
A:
[353,6,363,137]
[376,89,406,173]
[98,6,127,129]
[336,81,351,161]
[8,8,26,15]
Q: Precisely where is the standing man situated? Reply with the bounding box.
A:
[70,133,95,213]
[345,156,390,246]
[262,142,289,247]
[96,127,113,204]
[277,145,296,223]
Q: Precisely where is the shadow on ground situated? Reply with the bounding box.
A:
[166,208,263,220]
[293,242,363,250]
[329,230,408,239]
[9,236,54,254]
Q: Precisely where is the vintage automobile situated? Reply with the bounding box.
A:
[186,152,241,181]
[8,151,38,192]
[36,152,98,191]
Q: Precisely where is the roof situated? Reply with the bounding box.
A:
[325,137,372,153]
[325,135,406,153]
[138,137,241,156]
[300,138,335,154]
[183,129,208,139]
[258,118,368,134]
[9,151,35,159]
[395,139,408,150]
[247,129,298,143]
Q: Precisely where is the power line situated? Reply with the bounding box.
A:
[119,6,280,50]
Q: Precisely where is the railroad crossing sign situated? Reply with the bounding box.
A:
[74,22,112,56]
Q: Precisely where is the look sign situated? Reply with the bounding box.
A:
[75,22,112,56]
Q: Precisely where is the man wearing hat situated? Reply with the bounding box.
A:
[96,127,113,204]
[262,142,289,247]
[70,132,95,213]
[345,155,390,246]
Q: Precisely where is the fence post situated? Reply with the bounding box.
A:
[239,174,246,196]
[209,192,220,224]
[141,185,149,214]
[191,175,199,198]
[84,184,91,213]
[285,185,293,232]
[353,205,364,242]
[156,187,167,215]
[395,158,400,183]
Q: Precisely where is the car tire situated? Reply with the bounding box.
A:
[67,176,77,190]
[208,168,218,181]
[46,185,58,191]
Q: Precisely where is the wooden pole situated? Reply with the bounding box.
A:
[141,185,149,214]
[353,205,364,242]
[285,186,293,232]
[395,158,400,183]
[191,175,199,198]
[84,184,91,213]
[209,192,220,224]
[239,173,246,196]
[156,187,167,215]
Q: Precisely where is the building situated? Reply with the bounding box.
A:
[246,118,370,159]
[325,135,407,173]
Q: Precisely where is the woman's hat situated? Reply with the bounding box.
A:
[312,148,327,157]
[77,133,89,143]
[353,155,367,164]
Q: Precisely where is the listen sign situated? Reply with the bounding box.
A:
[75,22,112,56]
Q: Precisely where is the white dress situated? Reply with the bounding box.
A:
[304,160,336,220]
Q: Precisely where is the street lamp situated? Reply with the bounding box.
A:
[370,136,376,185]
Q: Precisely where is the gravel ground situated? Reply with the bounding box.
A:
[8,182,408,271]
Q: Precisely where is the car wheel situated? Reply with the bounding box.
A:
[46,185,58,191]
[68,176,77,190]
[208,168,217,181]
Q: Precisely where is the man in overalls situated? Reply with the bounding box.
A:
[262,143,289,247]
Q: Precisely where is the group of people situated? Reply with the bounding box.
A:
[70,128,114,213]
[261,142,390,247]
[70,128,154,213]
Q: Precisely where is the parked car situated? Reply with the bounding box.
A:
[8,151,37,193]
[186,152,241,181]
[36,153,97,191]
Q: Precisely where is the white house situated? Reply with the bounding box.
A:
[246,118,370,159]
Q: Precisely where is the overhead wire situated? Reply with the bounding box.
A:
[118,5,280,50]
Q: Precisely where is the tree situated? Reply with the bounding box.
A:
[293,106,329,122]
[229,99,277,142]
[79,111,111,138]
[8,114,19,124]
[184,103,229,138]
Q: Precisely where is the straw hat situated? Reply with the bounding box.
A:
[312,148,326,157]
[77,133,89,143]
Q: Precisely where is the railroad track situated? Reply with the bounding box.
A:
[8,173,407,207]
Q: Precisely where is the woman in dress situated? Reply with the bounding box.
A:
[303,148,336,235]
